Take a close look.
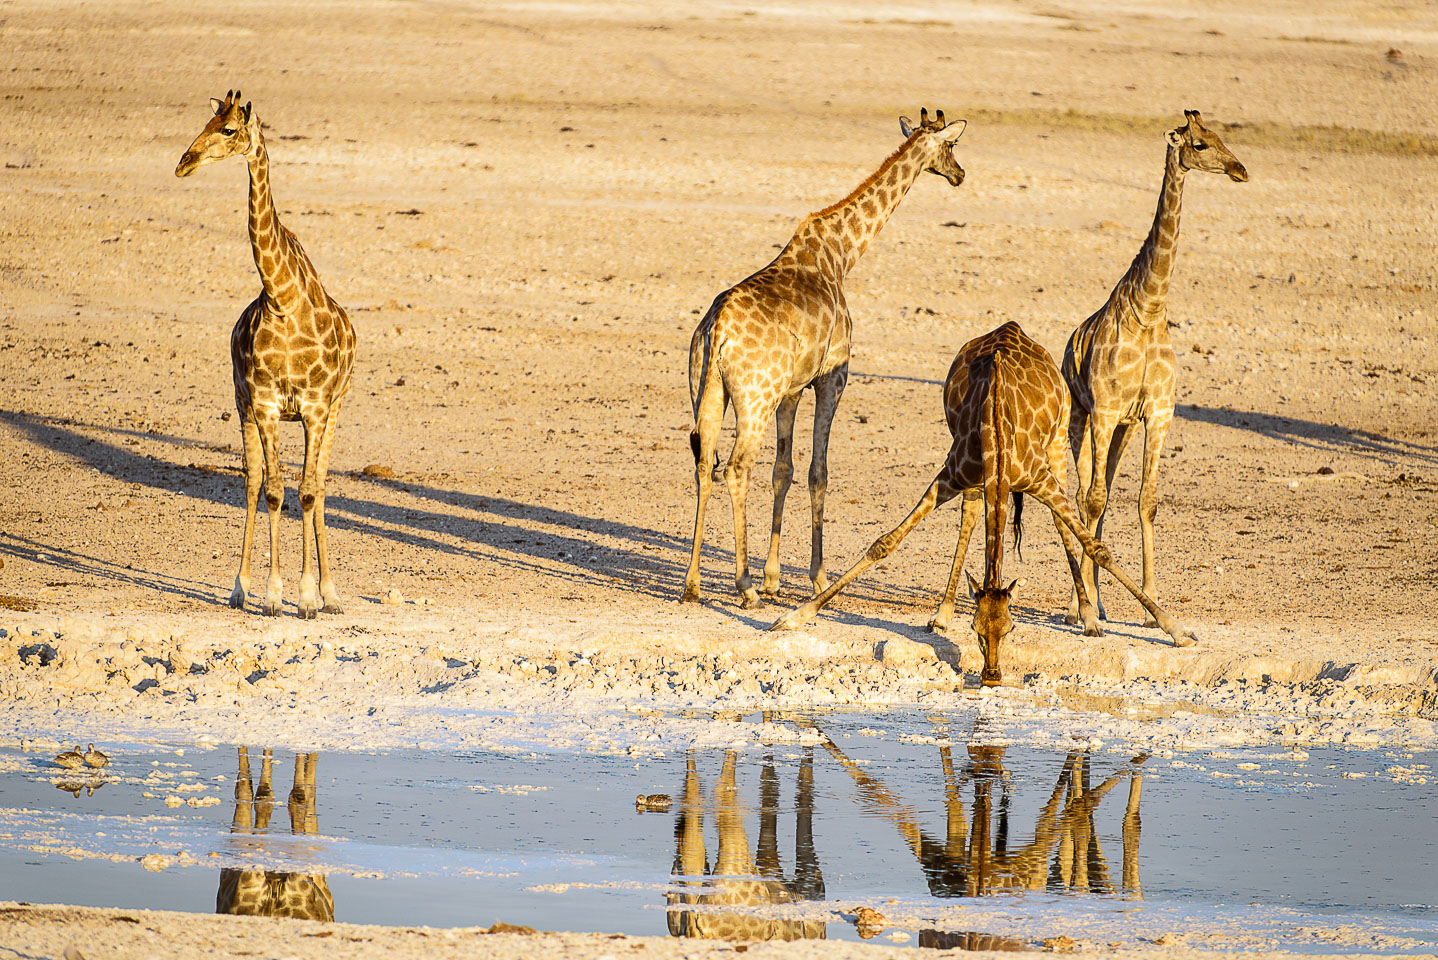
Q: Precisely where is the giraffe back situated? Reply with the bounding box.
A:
[941,322,1069,492]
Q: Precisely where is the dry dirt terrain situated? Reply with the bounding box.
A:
[1,1,1437,957]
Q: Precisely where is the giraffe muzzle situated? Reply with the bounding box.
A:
[175,153,201,178]
[1226,162,1249,183]
[980,667,1002,687]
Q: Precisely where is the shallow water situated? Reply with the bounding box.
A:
[2,709,1435,952]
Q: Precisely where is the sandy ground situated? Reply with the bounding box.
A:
[2,0,1437,956]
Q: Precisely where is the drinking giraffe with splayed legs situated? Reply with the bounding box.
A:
[176,91,356,619]
[685,108,967,609]
[772,322,1196,686]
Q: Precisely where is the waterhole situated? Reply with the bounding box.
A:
[2,708,1434,952]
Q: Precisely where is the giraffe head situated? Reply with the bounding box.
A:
[898,107,966,187]
[175,90,259,178]
[1167,110,1247,182]
[967,572,1025,686]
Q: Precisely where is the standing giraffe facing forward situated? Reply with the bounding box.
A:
[1063,110,1246,628]
[685,109,967,609]
[772,323,1195,685]
[176,91,356,619]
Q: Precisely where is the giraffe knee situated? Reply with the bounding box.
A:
[1086,543,1113,565]
[300,493,316,510]
[265,493,282,511]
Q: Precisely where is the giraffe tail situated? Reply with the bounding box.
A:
[689,300,727,467]
[1012,491,1024,561]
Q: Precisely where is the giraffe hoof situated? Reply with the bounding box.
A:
[1083,624,1105,638]
[322,599,345,615]
[1063,613,1081,626]
[298,603,318,620]
[740,593,764,611]
[228,591,246,610]
[679,588,702,604]
[1143,616,1160,629]
[261,601,283,617]
[926,619,948,634]
[760,586,781,600]
[1175,629,1198,647]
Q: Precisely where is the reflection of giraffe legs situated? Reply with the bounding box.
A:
[217,747,332,921]
[1123,756,1144,898]
[667,749,824,941]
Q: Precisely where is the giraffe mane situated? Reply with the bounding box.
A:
[805,132,920,221]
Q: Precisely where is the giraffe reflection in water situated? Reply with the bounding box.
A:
[823,724,1145,899]
[216,747,334,921]
[666,745,826,941]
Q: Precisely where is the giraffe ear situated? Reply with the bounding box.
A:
[243,101,253,123]
[941,118,968,143]
[899,116,915,138]
[210,98,224,115]
[1006,577,1026,593]
[1166,128,1183,147]
[966,570,981,599]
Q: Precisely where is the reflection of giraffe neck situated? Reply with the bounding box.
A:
[803,135,926,277]
[1119,145,1186,323]
[246,135,310,312]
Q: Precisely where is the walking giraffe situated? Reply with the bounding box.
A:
[176,91,357,619]
[1063,110,1246,627]
[772,322,1195,685]
[684,109,967,609]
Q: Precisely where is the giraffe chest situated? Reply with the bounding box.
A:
[233,303,350,419]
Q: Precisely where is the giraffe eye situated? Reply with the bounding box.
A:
[221,127,236,137]
[1193,142,1209,151]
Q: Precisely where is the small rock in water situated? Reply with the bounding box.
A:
[855,907,886,939]
[382,588,404,605]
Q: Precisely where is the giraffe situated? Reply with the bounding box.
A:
[772,322,1196,686]
[684,108,968,609]
[216,747,334,921]
[1063,110,1247,628]
[666,749,826,942]
[176,91,357,619]
[819,724,1144,901]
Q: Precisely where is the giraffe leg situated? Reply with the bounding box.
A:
[1137,412,1171,627]
[313,399,344,614]
[771,474,957,630]
[295,409,327,620]
[1047,431,1101,636]
[1029,481,1196,647]
[807,366,847,593]
[1066,406,1092,625]
[1092,422,1133,618]
[761,395,800,597]
[256,411,285,616]
[928,488,981,633]
[682,375,726,603]
[231,415,263,610]
[726,399,775,609]
[1079,413,1123,622]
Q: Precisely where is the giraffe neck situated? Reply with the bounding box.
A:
[246,135,308,312]
[1118,144,1186,323]
[807,135,927,277]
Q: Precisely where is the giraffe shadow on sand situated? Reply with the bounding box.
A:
[0,410,922,614]
[665,745,826,942]
[1176,404,1438,469]
[217,746,333,922]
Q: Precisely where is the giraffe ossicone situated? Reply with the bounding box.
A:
[1062,110,1246,629]
[683,108,967,609]
[771,322,1196,686]
[177,92,357,619]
